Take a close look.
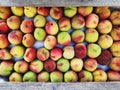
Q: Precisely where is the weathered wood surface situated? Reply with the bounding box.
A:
[0,0,120,6]
[0,82,119,90]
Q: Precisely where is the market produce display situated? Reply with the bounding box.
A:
[0,6,120,82]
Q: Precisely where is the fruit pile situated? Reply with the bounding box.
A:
[0,6,120,82]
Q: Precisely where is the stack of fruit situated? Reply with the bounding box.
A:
[0,6,120,82]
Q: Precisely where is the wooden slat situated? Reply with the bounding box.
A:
[0,82,119,90]
[0,0,120,6]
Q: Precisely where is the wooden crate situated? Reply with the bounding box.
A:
[0,0,120,90]
[0,0,120,6]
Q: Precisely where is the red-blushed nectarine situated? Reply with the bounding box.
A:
[109,57,120,71]
[64,70,78,82]
[50,48,62,61]
[110,27,120,41]
[0,49,12,60]
[38,71,49,82]
[57,58,70,72]
[96,50,112,65]
[0,61,13,76]
[110,10,120,25]
[0,20,9,33]
[23,71,37,82]
[29,59,43,73]
[50,7,63,20]
[45,21,58,35]
[44,59,56,72]
[85,13,99,29]
[9,72,22,82]
[37,48,49,61]
[107,70,120,81]
[37,7,49,16]
[95,7,111,19]
[24,48,36,62]
[93,69,107,82]
[75,43,87,59]
[20,19,33,33]
[44,35,57,50]
[0,34,9,49]
[14,60,29,73]
[7,15,21,30]
[84,58,97,72]
[78,70,93,82]
[8,30,23,45]
[0,7,11,19]
[72,30,85,43]
[58,17,71,31]
[50,71,63,82]
[78,6,93,17]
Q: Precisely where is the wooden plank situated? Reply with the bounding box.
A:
[0,0,120,6]
[0,82,119,90]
